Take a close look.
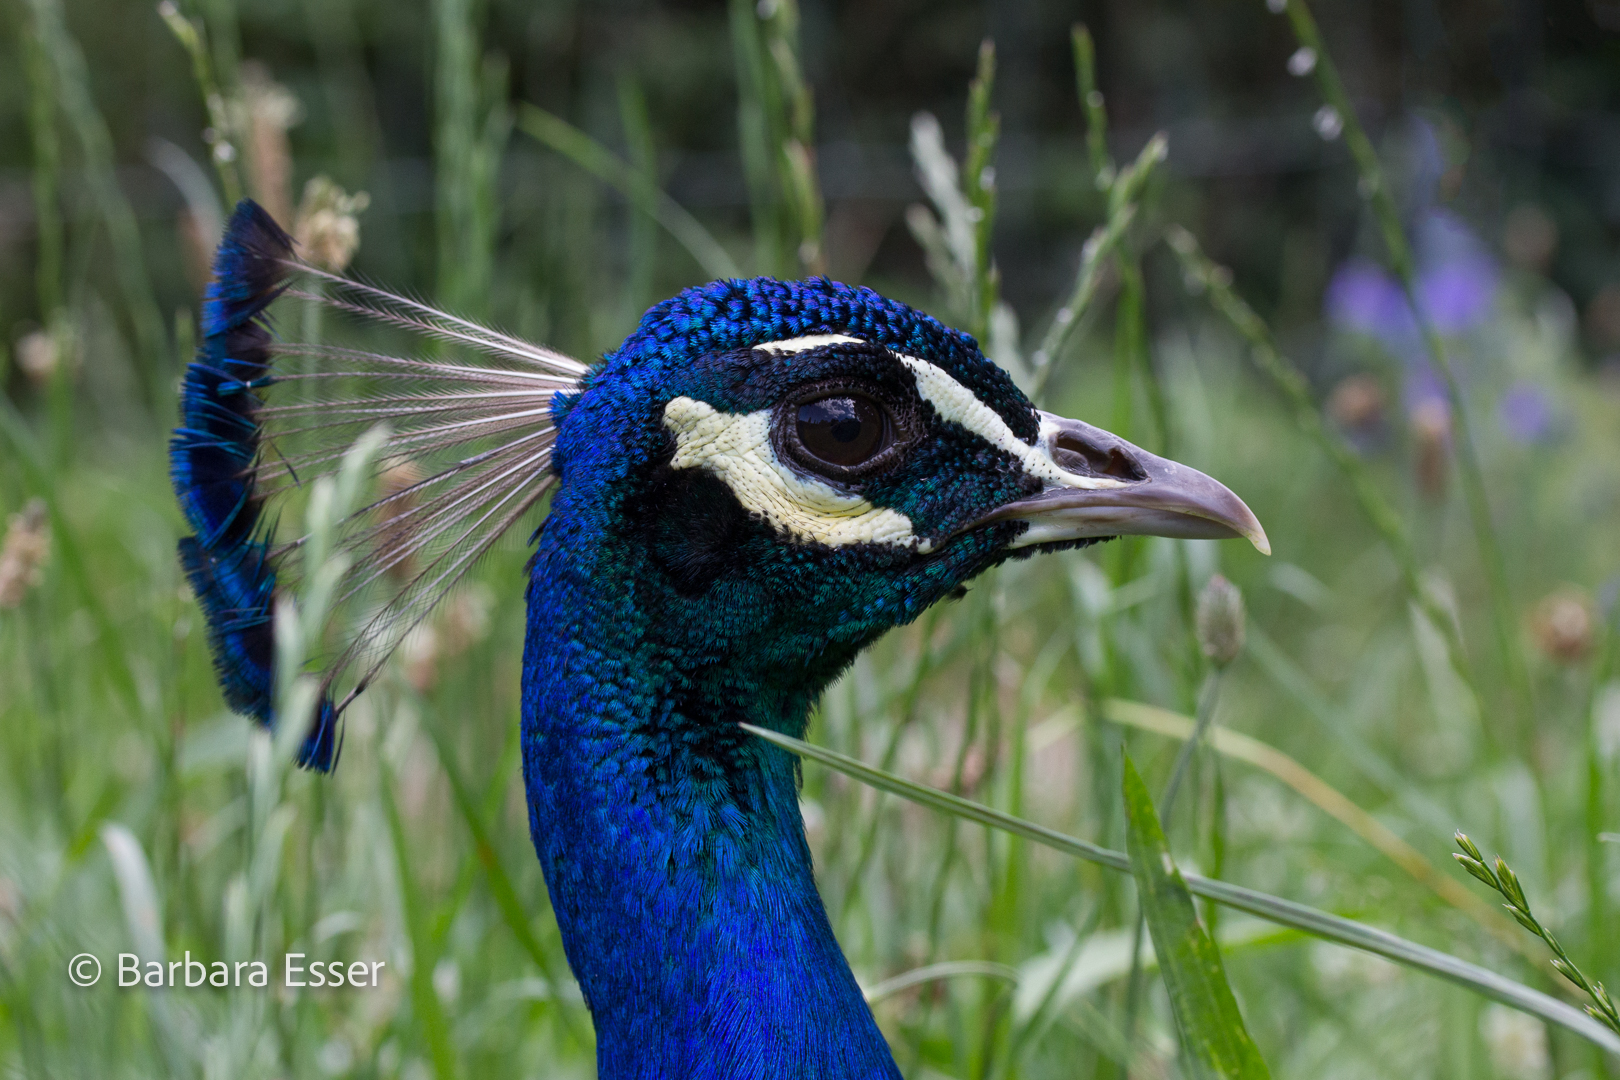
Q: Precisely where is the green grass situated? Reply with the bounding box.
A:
[2,2,1620,1078]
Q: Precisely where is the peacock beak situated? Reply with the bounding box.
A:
[973,412,1270,554]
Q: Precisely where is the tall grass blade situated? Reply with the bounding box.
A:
[21,14,62,320]
[763,0,825,275]
[101,823,165,960]
[617,76,659,322]
[424,720,589,1048]
[101,823,191,1075]
[1016,919,1290,1023]
[1122,755,1272,1079]
[381,762,460,1080]
[728,0,781,273]
[1070,24,1113,187]
[1028,135,1164,402]
[741,722,1620,1057]
[156,1,244,204]
[834,606,955,924]
[433,0,508,317]
[727,0,825,275]
[904,44,1000,342]
[518,105,740,280]
[863,960,1019,1005]
[962,40,1000,342]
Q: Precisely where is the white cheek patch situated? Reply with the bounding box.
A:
[899,357,1125,492]
[663,396,931,552]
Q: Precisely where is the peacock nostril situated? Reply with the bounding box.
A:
[1051,431,1149,482]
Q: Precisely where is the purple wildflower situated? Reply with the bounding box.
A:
[1415,209,1498,333]
[1325,259,1420,357]
[1325,209,1498,350]
[1324,116,1499,352]
[1497,381,1555,445]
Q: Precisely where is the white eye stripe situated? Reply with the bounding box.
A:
[753,334,866,355]
[754,333,1121,491]
[897,357,1124,491]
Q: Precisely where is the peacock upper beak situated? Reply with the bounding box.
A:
[972,411,1270,555]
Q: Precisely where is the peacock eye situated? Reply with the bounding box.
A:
[777,384,915,482]
[795,395,885,467]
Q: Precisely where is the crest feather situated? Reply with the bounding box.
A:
[171,199,581,769]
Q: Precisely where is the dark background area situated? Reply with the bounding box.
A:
[2,0,1619,372]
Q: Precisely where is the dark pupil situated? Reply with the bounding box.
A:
[796,395,884,467]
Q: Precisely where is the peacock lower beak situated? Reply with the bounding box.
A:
[974,412,1270,554]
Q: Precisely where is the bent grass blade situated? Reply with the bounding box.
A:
[740,722,1620,1058]
[1100,697,1527,951]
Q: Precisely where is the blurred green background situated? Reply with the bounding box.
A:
[2,0,1620,1077]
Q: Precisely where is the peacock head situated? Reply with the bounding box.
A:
[171,202,1266,765]
[539,277,1267,687]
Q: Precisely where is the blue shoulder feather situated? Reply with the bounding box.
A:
[171,200,340,771]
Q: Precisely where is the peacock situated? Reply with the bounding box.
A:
[172,201,1267,1078]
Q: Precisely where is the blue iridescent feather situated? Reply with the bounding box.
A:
[171,200,339,771]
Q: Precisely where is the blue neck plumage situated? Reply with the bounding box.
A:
[522,431,900,1079]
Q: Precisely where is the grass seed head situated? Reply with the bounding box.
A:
[1327,373,1385,433]
[240,62,302,224]
[1410,398,1451,500]
[15,330,62,389]
[0,499,49,608]
[294,177,371,273]
[1529,588,1596,664]
[1195,573,1245,665]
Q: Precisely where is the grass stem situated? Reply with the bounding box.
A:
[1105,697,1528,953]
[21,17,62,321]
[1280,0,1532,734]
[1071,24,1114,188]
[1165,225,1482,687]
[1454,833,1620,1036]
[1029,135,1164,402]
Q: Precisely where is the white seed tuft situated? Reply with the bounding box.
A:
[1479,1004,1550,1080]
[1312,104,1343,141]
[295,177,371,273]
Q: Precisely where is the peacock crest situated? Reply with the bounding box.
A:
[172,201,583,768]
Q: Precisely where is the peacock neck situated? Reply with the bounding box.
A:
[521,512,900,1079]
